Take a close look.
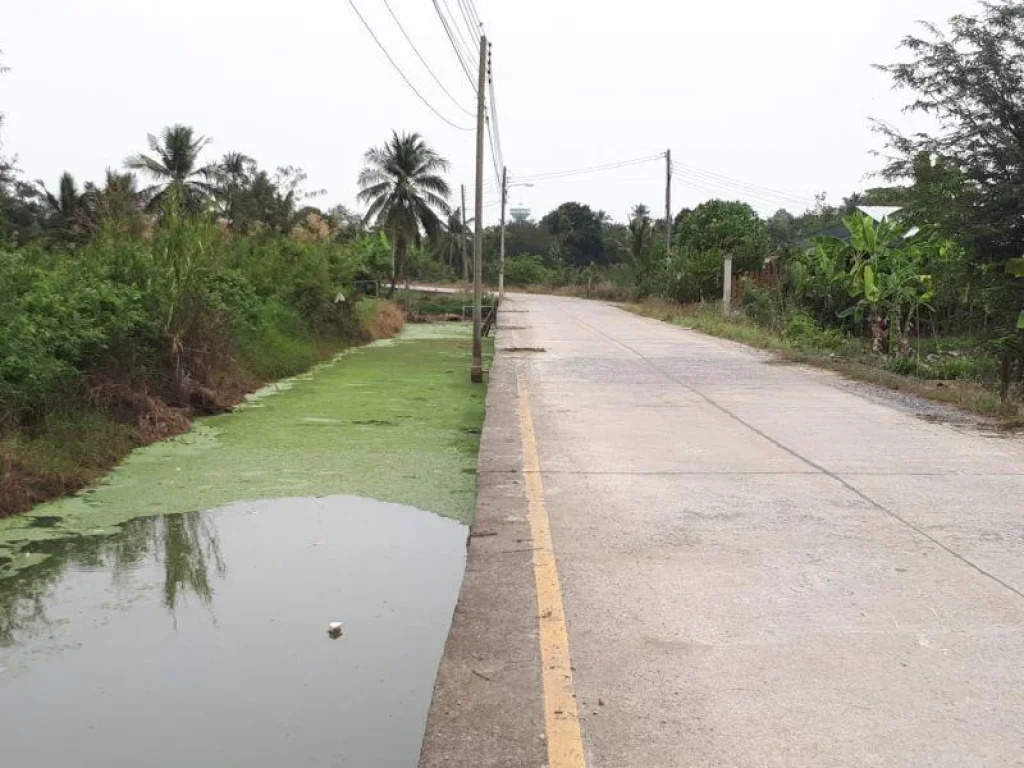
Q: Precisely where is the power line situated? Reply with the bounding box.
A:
[460,0,483,32]
[487,58,504,170]
[673,161,814,206]
[679,175,810,211]
[486,116,502,183]
[431,0,476,88]
[381,0,474,116]
[454,0,481,43]
[348,0,472,131]
[514,154,663,182]
[438,0,478,71]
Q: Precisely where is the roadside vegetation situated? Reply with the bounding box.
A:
[1,72,467,517]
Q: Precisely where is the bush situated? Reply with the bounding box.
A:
[353,298,405,339]
[886,354,998,381]
[504,254,557,286]
[782,311,856,353]
[741,279,785,332]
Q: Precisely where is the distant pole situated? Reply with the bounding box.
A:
[665,148,672,255]
[471,33,487,384]
[722,255,733,313]
[498,166,508,299]
[461,184,469,285]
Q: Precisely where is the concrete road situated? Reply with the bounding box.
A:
[421,294,1024,768]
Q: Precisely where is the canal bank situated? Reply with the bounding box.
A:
[0,323,490,767]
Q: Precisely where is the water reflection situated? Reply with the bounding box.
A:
[0,496,467,768]
[0,512,224,646]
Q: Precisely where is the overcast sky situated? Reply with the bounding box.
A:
[2,0,972,224]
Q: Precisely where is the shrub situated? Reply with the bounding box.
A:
[353,298,405,339]
[504,254,557,286]
[783,311,856,353]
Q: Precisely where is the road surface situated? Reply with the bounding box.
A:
[421,293,1024,768]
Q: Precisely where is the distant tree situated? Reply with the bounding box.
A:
[82,170,143,236]
[765,208,797,250]
[39,171,87,239]
[357,131,451,295]
[628,204,653,260]
[540,201,605,267]
[212,154,317,233]
[438,207,472,276]
[124,125,217,213]
[675,200,770,274]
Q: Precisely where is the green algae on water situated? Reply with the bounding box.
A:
[0,324,491,578]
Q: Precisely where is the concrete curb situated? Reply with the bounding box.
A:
[419,330,546,767]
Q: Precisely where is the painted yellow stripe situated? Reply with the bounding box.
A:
[517,371,588,768]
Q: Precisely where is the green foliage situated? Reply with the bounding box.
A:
[663,246,727,303]
[503,254,557,286]
[357,131,452,293]
[541,202,606,267]
[675,200,770,274]
[0,214,394,431]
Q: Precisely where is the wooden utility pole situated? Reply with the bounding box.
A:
[498,166,507,299]
[471,34,487,384]
[665,148,672,255]
[461,184,469,285]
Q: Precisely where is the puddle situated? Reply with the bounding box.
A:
[0,495,467,767]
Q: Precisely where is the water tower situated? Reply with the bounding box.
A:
[510,205,531,223]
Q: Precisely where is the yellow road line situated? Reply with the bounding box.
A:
[517,371,588,768]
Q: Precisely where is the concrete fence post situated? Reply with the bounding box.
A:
[722,256,733,314]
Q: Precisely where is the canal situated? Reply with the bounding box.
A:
[0,325,486,767]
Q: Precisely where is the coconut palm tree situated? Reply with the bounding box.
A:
[39,171,87,239]
[124,125,217,213]
[357,131,451,295]
[628,204,653,260]
[82,170,143,235]
[437,206,472,278]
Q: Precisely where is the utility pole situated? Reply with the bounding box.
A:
[498,166,507,299]
[665,148,672,255]
[461,184,469,285]
[471,34,487,384]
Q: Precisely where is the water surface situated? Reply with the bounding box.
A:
[0,495,467,767]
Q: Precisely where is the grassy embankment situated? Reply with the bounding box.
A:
[626,298,1024,422]
[0,322,491,578]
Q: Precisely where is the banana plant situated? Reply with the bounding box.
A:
[836,213,934,355]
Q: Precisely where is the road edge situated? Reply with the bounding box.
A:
[418,332,547,767]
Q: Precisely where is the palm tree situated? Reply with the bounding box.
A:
[357,131,451,295]
[124,125,217,213]
[39,171,86,239]
[628,204,653,260]
[82,170,142,234]
[437,207,472,278]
